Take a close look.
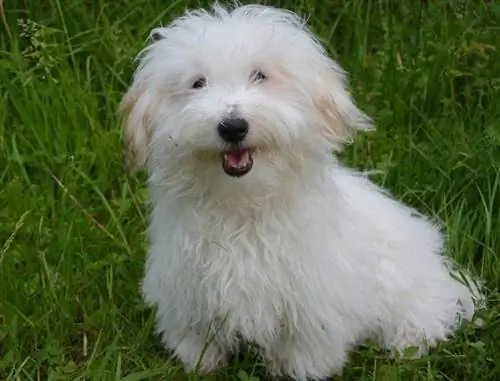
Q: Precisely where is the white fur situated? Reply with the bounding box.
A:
[119,4,482,380]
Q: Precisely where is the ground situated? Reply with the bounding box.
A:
[1,0,499,380]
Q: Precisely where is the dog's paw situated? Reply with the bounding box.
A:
[170,334,227,375]
[266,341,345,381]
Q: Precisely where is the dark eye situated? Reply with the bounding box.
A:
[251,70,268,83]
[192,77,206,89]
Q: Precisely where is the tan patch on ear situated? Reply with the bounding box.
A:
[117,84,156,173]
[314,71,373,151]
[315,96,353,148]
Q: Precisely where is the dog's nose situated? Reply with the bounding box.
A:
[217,118,249,143]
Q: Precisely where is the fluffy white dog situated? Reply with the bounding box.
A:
[119,3,482,380]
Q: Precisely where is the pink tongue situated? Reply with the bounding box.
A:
[227,149,249,168]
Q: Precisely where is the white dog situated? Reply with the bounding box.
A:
[119,3,482,380]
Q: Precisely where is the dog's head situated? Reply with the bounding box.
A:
[119,3,372,192]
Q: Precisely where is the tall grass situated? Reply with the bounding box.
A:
[1,1,499,380]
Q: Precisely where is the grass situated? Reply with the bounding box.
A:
[0,0,499,380]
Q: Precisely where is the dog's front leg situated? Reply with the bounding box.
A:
[264,326,348,381]
[160,328,227,375]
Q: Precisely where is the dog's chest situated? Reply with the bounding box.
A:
[190,219,303,341]
[147,199,321,342]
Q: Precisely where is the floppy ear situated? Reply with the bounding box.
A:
[118,29,167,172]
[117,83,155,172]
[313,59,373,151]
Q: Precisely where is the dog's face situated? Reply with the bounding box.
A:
[119,4,372,186]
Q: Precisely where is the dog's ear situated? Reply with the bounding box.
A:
[313,59,373,150]
[118,29,168,173]
[117,81,156,173]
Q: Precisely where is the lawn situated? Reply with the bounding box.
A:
[1,0,499,380]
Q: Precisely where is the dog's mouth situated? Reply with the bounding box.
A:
[221,147,254,177]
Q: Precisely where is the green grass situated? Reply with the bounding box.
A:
[1,0,499,380]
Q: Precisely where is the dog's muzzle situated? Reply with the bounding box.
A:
[218,118,253,177]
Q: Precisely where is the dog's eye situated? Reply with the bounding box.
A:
[192,77,207,89]
[251,70,268,83]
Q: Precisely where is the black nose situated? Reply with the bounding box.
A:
[217,118,249,143]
